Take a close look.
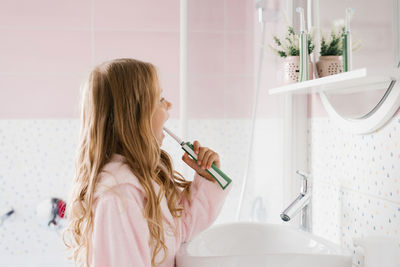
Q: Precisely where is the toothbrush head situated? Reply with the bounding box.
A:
[345,7,354,31]
[346,7,354,15]
[296,7,305,32]
[163,127,184,145]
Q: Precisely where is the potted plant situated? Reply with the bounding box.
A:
[317,24,362,77]
[269,26,315,84]
[316,27,344,77]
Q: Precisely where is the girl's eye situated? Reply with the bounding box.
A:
[160,97,165,103]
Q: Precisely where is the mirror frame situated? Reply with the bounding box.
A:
[311,0,400,134]
[319,80,400,134]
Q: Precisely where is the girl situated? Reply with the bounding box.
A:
[64,58,232,267]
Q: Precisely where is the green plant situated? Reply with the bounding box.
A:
[320,25,362,57]
[320,27,344,56]
[269,26,315,58]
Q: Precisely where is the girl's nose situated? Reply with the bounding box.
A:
[166,100,172,110]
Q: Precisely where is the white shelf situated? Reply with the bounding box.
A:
[268,68,394,95]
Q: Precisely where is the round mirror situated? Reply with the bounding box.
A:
[325,88,389,119]
[313,0,400,134]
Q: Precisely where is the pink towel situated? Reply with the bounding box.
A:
[89,154,231,267]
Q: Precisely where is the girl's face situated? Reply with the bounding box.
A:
[152,89,172,145]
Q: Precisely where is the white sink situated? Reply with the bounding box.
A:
[176,222,352,267]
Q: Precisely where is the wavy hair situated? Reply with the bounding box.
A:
[63,58,192,266]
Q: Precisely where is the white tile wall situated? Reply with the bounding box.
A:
[309,114,400,266]
[3,113,399,267]
[0,119,79,266]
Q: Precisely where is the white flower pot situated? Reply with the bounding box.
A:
[282,56,313,84]
[316,56,343,78]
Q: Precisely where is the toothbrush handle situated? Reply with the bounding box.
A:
[182,142,232,190]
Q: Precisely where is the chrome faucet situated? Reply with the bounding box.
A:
[280,170,311,232]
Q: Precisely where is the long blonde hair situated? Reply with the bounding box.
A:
[63,58,192,266]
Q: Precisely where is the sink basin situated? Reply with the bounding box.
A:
[176,222,352,267]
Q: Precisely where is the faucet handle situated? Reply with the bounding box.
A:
[296,170,310,180]
[296,170,310,194]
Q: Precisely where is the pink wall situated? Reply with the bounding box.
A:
[186,0,254,118]
[186,0,287,119]
[0,0,255,119]
[0,0,179,119]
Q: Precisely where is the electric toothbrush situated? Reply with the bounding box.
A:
[343,8,354,72]
[296,7,309,82]
[163,127,232,190]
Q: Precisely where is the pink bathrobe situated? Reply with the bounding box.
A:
[89,154,231,267]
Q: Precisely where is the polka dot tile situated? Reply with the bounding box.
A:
[309,114,400,204]
[310,113,400,267]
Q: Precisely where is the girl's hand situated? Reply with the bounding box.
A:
[181,140,221,182]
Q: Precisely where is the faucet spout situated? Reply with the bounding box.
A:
[280,170,312,232]
[280,193,310,221]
